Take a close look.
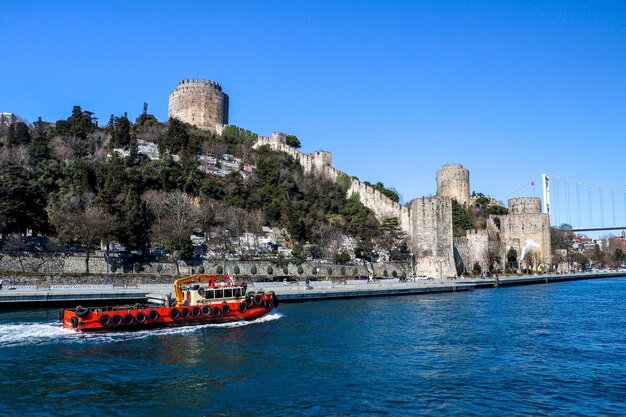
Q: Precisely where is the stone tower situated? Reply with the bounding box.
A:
[437,164,470,206]
[168,79,229,131]
[489,197,552,269]
[408,197,456,277]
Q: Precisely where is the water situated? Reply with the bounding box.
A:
[1,278,626,417]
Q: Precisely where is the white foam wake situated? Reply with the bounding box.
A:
[0,322,74,348]
[0,311,283,348]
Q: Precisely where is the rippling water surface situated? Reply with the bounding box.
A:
[1,277,626,416]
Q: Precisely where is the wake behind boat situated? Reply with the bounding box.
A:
[60,274,278,332]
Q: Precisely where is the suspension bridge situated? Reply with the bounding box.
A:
[507,174,626,233]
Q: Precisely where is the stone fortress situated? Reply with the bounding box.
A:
[168,79,229,132]
[169,79,551,277]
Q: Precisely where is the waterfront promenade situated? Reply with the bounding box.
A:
[0,271,624,308]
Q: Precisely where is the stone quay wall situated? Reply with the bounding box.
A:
[168,79,229,131]
[0,255,410,285]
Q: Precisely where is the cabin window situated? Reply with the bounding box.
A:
[215,289,224,299]
[224,289,233,298]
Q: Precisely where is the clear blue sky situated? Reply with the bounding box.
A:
[2,1,625,211]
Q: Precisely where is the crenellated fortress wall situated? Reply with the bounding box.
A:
[254,133,412,236]
[254,133,457,276]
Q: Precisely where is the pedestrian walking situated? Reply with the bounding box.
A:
[0,277,3,290]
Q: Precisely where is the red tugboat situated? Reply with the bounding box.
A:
[61,274,278,332]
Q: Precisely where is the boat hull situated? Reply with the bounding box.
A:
[61,296,276,332]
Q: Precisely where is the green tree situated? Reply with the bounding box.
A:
[0,165,47,235]
[159,118,190,155]
[8,121,31,146]
[452,199,474,236]
[472,262,482,275]
[28,117,51,167]
[285,134,301,148]
[120,189,149,251]
[56,106,97,139]
[135,102,159,129]
[484,205,508,216]
[507,247,518,271]
[251,265,257,275]
[111,113,132,148]
[379,217,406,260]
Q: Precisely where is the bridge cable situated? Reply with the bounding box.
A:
[553,179,559,226]
[599,188,604,227]
[576,184,581,229]
[587,184,594,227]
[565,182,572,228]
[612,190,616,227]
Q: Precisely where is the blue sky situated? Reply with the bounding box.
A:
[1,1,625,219]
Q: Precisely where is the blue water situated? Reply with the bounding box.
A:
[1,278,626,417]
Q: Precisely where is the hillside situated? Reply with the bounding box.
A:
[0,105,402,267]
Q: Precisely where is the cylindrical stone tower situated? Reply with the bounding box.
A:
[168,79,229,131]
[508,197,542,215]
[436,164,470,206]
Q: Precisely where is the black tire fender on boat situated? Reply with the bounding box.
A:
[264,299,271,309]
[58,309,65,321]
[253,295,263,306]
[123,313,135,325]
[135,311,147,323]
[191,306,201,317]
[270,291,279,307]
[221,304,230,315]
[147,310,159,321]
[99,314,111,326]
[180,307,190,318]
[111,314,123,326]
[201,305,211,317]
[245,298,254,308]
[70,316,79,328]
[169,308,180,319]
[75,306,89,318]
[238,302,247,313]
[212,306,221,317]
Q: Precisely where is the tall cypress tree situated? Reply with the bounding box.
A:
[28,117,50,167]
[120,188,149,251]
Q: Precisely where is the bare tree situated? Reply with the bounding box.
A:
[48,198,116,274]
[49,136,74,161]
[247,209,264,257]
[2,234,28,271]
[145,191,200,275]
[0,145,28,168]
